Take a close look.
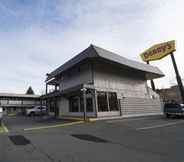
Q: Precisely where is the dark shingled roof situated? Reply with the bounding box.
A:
[0,93,40,99]
[46,44,164,81]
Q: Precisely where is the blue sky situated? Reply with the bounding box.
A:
[0,0,183,94]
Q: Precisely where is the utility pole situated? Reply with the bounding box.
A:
[170,53,184,103]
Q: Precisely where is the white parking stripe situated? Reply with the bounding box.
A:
[107,117,153,123]
[136,121,184,131]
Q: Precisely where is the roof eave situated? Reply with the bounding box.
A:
[46,45,99,81]
[145,72,165,80]
[46,44,164,81]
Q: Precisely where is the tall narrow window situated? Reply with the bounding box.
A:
[109,92,118,111]
[80,97,93,112]
[97,92,108,112]
[69,97,79,112]
[86,98,93,112]
[80,97,84,112]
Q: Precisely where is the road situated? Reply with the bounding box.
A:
[0,115,184,162]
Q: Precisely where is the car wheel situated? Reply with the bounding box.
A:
[166,113,170,118]
[30,112,35,117]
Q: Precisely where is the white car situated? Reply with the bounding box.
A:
[0,107,3,124]
[26,106,47,116]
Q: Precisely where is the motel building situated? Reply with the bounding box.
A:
[0,93,41,114]
[41,45,164,120]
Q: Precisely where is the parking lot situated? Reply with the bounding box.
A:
[1,115,184,162]
[3,115,76,132]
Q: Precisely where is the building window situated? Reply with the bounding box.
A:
[78,67,81,72]
[151,95,156,99]
[86,98,93,112]
[109,92,118,111]
[79,97,93,112]
[69,97,79,112]
[97,91,118,112]
[49,100,55,112]
[80,97,84,112]
[97,92,108,112]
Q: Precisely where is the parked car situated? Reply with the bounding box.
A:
[0,107,3,125]
[26,106,47,116]
[164,103,184,118]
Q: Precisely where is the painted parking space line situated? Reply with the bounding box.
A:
[23,121,84,131]
[136,121,184,131]
[107,117,153,123]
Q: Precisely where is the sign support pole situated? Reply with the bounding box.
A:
[146,61,156,91]
[170,53,184,103]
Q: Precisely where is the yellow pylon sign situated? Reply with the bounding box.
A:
[140,40,176,62]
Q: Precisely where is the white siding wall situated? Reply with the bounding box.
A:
[57,97,69,116]
[121,97,163,117]
[59,63,93,91]
[93,63,148,98]
[22,100,36,105]
[94,62,162,117]
[0,99,39,105]
[0,100,8,105]
[8,100,22,105]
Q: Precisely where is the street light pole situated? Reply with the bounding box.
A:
[81,87,87,121]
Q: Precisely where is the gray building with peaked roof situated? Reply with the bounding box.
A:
[42,45,164,119]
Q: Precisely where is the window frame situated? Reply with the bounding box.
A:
[97,91,118,112]
[108,92,119,111]
[97,91,108,112]
[69,96,80,112]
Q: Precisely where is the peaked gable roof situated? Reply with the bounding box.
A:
[46,44,164,81]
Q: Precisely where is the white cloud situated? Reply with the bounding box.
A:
[0,0,183,94]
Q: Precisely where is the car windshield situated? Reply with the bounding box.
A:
[27,107,34,109]
[37,107,46,109]
[165,103,180,108]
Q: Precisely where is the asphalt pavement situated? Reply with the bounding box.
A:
[1,115,184,162]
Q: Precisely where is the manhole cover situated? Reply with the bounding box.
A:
[71,134,109,143]
[9,135,30,146]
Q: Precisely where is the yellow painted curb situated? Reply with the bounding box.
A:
[88,118,97,122]
[8,113,17,117]
[61,117,84,121]
[0,127,3,133]
[24,121,84,131]
[61,117,96,123]
[0,123,9,133]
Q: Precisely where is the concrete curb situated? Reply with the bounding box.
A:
[60,117,96,123]
[23,121,84,131]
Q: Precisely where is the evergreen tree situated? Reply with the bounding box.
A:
[26,86,35,95]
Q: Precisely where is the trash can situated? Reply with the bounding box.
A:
[0,107,3,126]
